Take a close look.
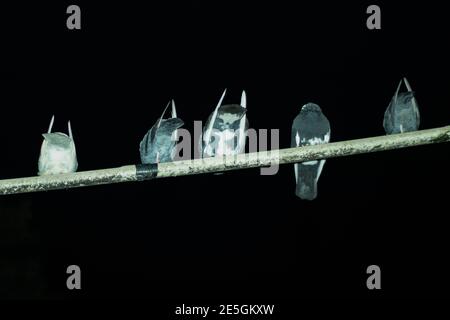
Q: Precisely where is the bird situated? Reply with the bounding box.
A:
[383,77,420,134]
[201,89,249,157]
[38,115,78,175]
[291,103,330,200]
[140,100,184,164]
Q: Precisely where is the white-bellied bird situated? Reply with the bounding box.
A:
[201,89,249,157]
[291,103,330,200]
[38,115,78,175]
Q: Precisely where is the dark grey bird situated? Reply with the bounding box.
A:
[291,103,330,200]
[383,77,420,134]
[38,115,78,175]
[140,100,184,164]
[201,89,249,157]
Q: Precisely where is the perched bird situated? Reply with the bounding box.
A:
[201,89,249,157]
[140,100,184,164]
[38,116,78,175]
[291,103,330,200]
[383,77,420,134]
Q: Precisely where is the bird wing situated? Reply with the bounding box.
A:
[403,77,420,126]
[171,99,178,142]
[157,101,171,129]
[47,115,55,133]
[236,90,247,154]
[204,89,227,146]
[315,130,330,180]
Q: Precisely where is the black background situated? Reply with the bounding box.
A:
[1,0,450,302]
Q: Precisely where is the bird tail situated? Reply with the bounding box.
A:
[296,179,318,200]
[295,163,319,200]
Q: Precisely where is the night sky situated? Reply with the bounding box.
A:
[2,0,450,302]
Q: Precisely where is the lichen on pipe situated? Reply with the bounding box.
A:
[1,125,449,195]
